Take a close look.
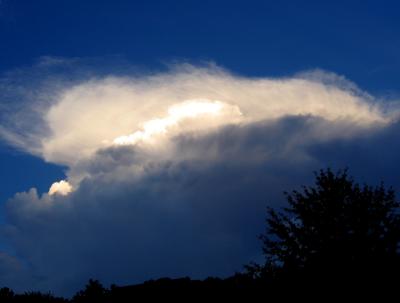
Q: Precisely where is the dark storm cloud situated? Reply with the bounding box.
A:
[2,116,398,295]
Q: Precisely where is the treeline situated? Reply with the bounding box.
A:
[1,169,400,301]
[0,276,264,302]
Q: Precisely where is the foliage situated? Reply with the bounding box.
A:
[255,169,400,287]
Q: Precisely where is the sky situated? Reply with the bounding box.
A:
[1,0,400,296]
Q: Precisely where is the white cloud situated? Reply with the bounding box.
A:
[0,65,392,168]
[42,70,388,168]
[48,180,73,196]
[0,64,394,191]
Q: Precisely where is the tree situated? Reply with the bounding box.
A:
[15,291,67,303]
[0,287,14,302]
[72,279,109,303]
[253,169,400,288]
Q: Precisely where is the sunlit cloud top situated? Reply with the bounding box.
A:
[0,64,397,196]
[113,99,242,146]
[48,180,72,196]
[1,65,391,164]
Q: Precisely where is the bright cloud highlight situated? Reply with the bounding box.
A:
[113,99,242,146]
[48,180,73,196]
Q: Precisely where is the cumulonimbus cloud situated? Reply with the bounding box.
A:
[0,61,399,295]
[0,63,395,190]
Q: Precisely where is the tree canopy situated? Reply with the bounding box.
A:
[254,169,400,289]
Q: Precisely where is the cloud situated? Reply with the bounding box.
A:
[0,61,399,295]
[48,180,72,196]
[0,64,391,167]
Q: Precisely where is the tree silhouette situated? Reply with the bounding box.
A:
[0,288,67,303]
[72,280,108,303]
[0,287,14,302]
[253,169,400,289]
[15,291,67,303]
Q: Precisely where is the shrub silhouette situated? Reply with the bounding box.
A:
[250,169,400,291]
[0,287,14,302]
[0,288,67,303]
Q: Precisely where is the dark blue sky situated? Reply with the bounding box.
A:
[1,0,399,209]
[0,0,399,88]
